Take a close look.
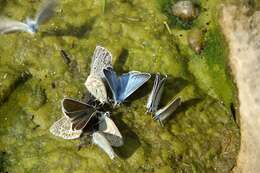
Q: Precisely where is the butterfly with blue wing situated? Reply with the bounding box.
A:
[103,67,151,106]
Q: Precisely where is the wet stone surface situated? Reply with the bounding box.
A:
[0,0,239,172]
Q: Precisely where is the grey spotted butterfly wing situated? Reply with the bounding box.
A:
[62,98,97,131]
[146,73,167,113]
[153,97,181,126]
[98,112,123,147]
[85,46,112,103]
[49,116,82,140]
[85,74,108,104]
[103,68,151,105]
[92,131,117,160]
[90,46,112,79]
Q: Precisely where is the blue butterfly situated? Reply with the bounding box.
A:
[103,68,151,105]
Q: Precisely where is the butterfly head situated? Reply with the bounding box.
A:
[97,111,110,122]
[113,101,121,108]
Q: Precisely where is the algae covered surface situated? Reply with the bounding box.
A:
[0,0,240,172]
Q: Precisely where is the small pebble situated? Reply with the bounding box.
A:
[188,28,204,54]
[172,1,199,21]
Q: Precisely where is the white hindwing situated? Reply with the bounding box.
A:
[85,74,107,104]
[49,116,82,140]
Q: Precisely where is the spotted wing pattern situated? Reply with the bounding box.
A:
[49,116,82,140]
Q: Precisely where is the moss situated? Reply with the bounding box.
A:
[0,64,31,105]
[0,0,239,172]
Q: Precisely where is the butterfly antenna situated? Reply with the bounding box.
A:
[152,114,158,120]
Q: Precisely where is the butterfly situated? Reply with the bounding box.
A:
[49,115,83,140]
[50,98,99,139]
[153,97,181,126]
[103,68,151,105]
[0,0,58,35]
[61,98,98,131]
[85,46,112,104]
[97,112,123,147]
[92,112,123,160]
[146,73,167,114]
[92,131,117,160]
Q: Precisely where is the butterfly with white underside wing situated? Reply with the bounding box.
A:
[0,0,58,35]
[50,98,99,139]
[85,46,113,104]
[145,74,181,126]
[92,112,123,160]
[153,97,181,126]
[146,73,167,114]
[103,67,151,106]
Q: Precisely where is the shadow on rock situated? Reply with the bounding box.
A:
[164,98,202,129]
[175,98,202,114]
[160,75,189,104]
[114,48,129,73]
[112,113,140,159]
[42,17,96,38]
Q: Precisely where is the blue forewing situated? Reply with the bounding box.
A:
[146,73,167,114]
[153,97,181,126]
[103,68,151,105]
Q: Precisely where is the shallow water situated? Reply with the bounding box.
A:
[0,0,239,172]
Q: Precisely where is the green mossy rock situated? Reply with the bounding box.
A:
[0,0,239,172]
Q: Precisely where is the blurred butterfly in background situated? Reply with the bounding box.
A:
[85,46,113,104]
[103,68,151,106]
[146,73,167,114]
[92,112,123,160]
[0,0,58,35]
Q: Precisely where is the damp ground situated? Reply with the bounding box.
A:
[0,0,240,172]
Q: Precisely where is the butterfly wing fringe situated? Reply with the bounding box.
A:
[49,116,82,140]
